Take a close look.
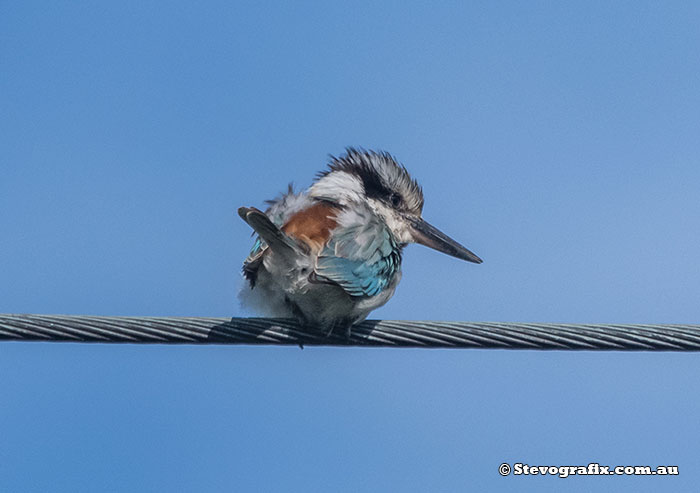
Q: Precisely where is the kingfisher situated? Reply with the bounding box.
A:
[238,148,482,336]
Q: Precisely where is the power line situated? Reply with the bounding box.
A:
[1,314,700,350]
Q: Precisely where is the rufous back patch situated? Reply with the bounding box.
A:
[282,202,340,250]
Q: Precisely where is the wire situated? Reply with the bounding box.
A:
[1,314,699,350]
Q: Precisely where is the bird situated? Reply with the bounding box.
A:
[238,148,482,336]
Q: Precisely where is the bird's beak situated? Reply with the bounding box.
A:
[409,217,483,264]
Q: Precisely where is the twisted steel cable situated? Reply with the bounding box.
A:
[1,314,700,350]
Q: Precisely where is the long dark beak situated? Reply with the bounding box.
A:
[410,217,483,264]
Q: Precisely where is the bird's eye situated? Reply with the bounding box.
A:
[390,193,401,207]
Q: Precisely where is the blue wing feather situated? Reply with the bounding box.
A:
[314,213,401,297]
[249,237,264,257]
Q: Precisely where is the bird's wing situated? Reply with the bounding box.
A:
[242,235,266,285]
[240,188,312,285]
[310,206,401,297]
[238,207,304,256]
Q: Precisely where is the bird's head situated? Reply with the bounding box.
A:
[309,148,482,263]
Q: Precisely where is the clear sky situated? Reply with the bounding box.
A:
[2,1,699,491]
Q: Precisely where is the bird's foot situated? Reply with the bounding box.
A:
[325,318,354,340]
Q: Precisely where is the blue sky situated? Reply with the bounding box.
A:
[1,1,699,491]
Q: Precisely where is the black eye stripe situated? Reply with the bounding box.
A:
[320,148,424,212]
[355,166,393,200]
